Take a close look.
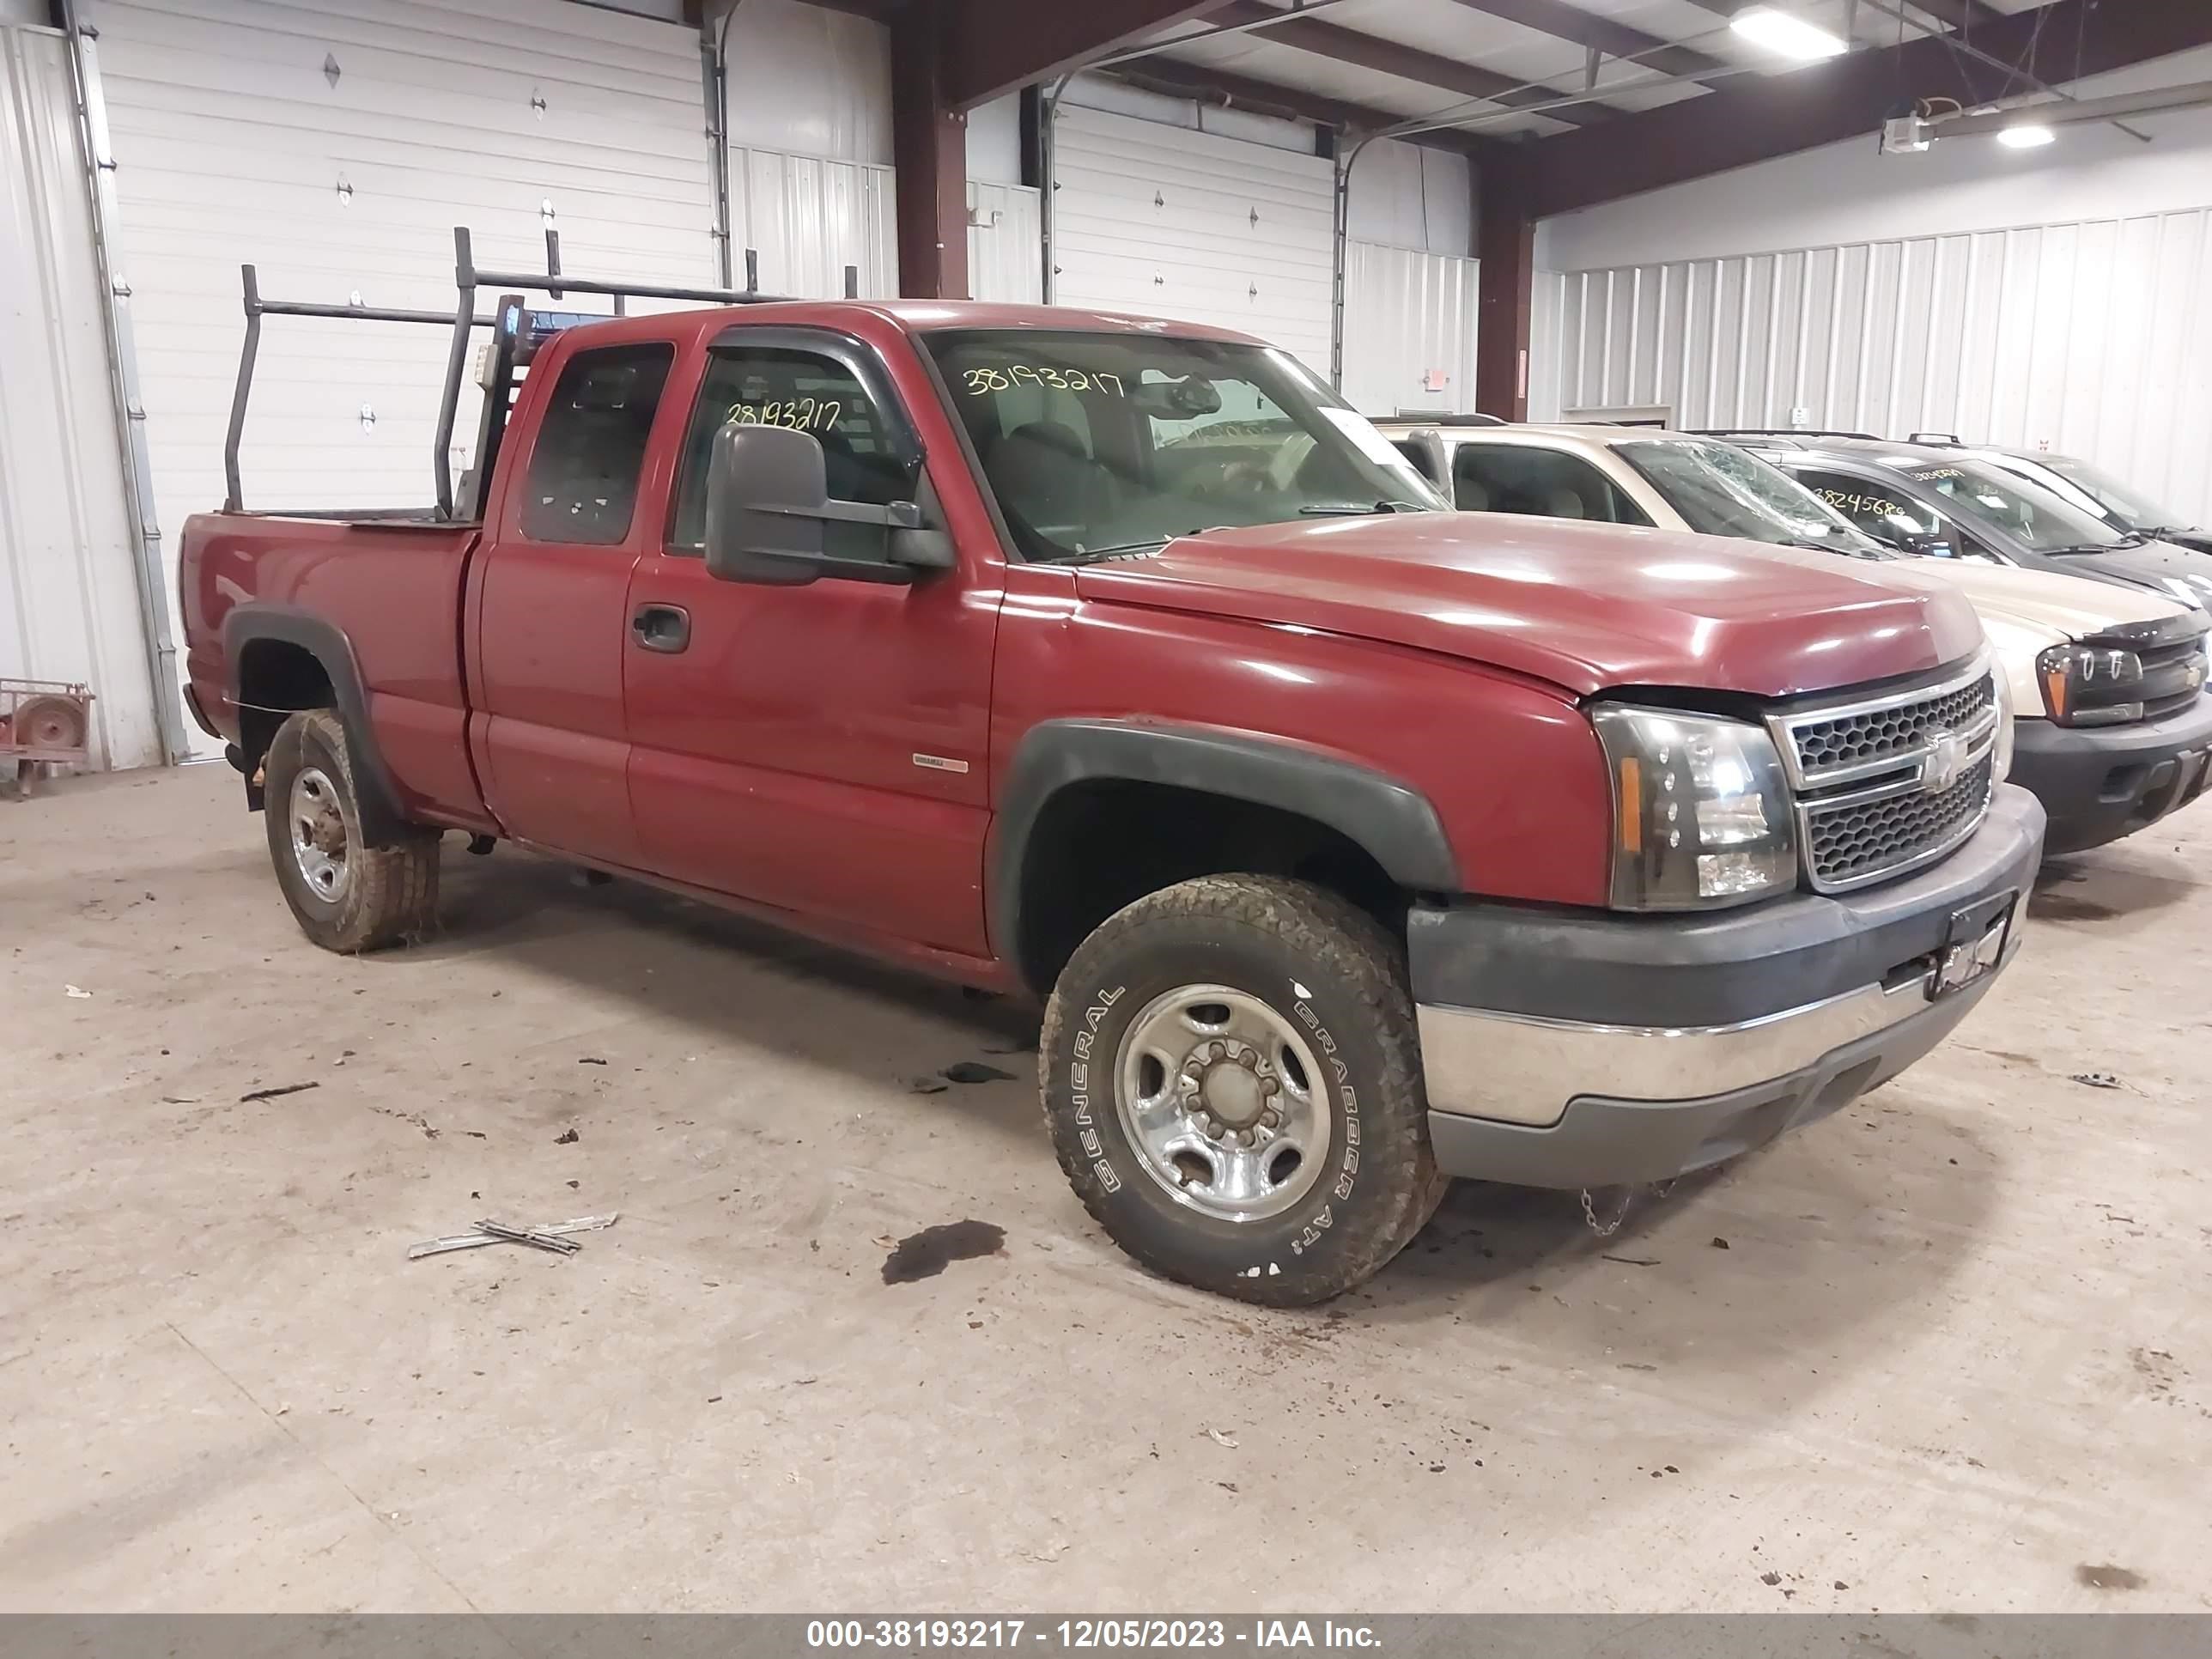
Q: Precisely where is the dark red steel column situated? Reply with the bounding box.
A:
[1474,159,1534,422]
[893,3,970,300]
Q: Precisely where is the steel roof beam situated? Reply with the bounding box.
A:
[940,0,1223,108]
[1202,0,1619,126]
[1441,0,1727,80]
[1522,0,2212,216]
[1097,53,1495,152]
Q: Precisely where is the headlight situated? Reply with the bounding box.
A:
[2037,642,2144,726]
[1991,667,2016,781]
[1592,706,1797,910]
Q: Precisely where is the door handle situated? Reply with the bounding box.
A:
[631,603,690,653]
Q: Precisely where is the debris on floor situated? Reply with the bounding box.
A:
[2069,1072,2123,1090]
[1206,1428,1239,1449]
[240,1081,321,1103]
[878,1219,1006,1284]
[408,1212,620,1260]
[2075,1564,2147,1591]
[64,984,93,999]
[554,1127,580,1144]
[908,1075,951,1095]
[472,1218,581,1255]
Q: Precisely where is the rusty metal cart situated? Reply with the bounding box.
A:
[2,678,94,798]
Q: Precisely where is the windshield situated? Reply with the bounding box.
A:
[1899,459,2136,553]
[1615,437,1887,556]
[2033,454,2192,532]
[922,330,1445,562]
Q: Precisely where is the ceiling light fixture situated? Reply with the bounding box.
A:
[1729,7,1850,62]
[1997,123,2057,149]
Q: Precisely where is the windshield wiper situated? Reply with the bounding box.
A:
[1297,500,1426,517]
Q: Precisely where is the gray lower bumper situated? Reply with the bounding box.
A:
[1413,783,2044,1188]
[1424,956,2005,1188]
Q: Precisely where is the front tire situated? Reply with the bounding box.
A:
[262,708,439,953]
[1040,875,1444,1306]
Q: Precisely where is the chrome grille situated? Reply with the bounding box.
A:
[1804,754,1995,890]
[1769,655,2002,893]
[1786,673,1995,787]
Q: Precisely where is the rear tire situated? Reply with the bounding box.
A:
[262,708,439,953]
[1040,874,1444,1306]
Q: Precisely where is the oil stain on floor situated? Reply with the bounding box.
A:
[881,1220,1007,1285]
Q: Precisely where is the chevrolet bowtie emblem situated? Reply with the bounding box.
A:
[1921,729,1966,793]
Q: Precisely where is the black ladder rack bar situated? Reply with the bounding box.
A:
[228,224,795,520]
[432,227,789,518]
[223,261,499,514]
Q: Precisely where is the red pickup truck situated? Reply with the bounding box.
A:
[180,270,2045,1305]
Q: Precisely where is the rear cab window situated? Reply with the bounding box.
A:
[520,343,676,544]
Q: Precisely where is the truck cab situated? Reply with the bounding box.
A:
[179,247,2045,1306]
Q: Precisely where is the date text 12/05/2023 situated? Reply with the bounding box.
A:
[805,1621,1382,1650]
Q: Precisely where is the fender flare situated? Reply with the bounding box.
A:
[221,605,409,841]
[989,718,1460,965]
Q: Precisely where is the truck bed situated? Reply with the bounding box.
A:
[179,511,486,826]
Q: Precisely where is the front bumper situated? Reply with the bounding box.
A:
[2010,696,2212,855]
[1409,784,2045,1188]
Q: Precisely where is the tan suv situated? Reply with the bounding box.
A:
[1375,420,2212,855]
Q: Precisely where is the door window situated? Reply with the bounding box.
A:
[1449,443,1651,525]
[520,343,674,544]
[669,343,920,553]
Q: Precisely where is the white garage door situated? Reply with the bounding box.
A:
[84,0,720,751]
[1050,104,1334,370]
[2,23,161,770]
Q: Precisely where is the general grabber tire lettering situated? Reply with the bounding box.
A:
[1041,874,1446,1305]
[262,708,440,954]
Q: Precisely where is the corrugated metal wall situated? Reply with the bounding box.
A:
[0,23,160,769]
[732,143,894,299]
[1535,206,2212,523]
[1050,103,1335,370]
[1340,241,1480,418]
[968,179,1042,305]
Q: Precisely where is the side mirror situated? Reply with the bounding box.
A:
[703,423,951,586]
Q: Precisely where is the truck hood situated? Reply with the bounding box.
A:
[1073,514,1984,699]
[1884,556,2198,644]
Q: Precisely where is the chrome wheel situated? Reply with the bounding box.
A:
[1114,984,1330,1222]
[289,766,350,902]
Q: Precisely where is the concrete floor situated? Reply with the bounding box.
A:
[2,763,2207,1613]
